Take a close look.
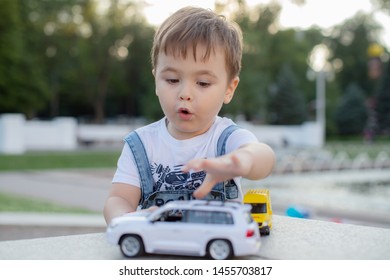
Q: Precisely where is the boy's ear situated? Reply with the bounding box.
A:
[223,76,240,104]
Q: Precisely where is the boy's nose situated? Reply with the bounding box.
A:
[179,86,192,101]
[180,95,191,101]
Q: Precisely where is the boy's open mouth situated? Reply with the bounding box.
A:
[178,108,193,120]
[179,108,191,115]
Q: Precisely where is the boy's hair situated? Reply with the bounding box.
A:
[151,6,243,80]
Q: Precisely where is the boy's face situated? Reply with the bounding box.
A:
[153,44,239,140]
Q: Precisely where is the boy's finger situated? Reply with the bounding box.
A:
[181,159,204,172]
[193,177,215,199]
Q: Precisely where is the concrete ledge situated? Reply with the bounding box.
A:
[0,213,106,241]
[0,212,105,227]
[1,215,389,260]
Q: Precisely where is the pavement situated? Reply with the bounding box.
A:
[1,168,390,241]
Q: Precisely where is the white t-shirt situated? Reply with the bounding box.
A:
[112,116,258,201]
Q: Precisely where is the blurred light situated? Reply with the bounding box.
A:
[309,44,330,72]
[73,14,84,25]
[58,11,71,24]
[28,11,40,22]
[46,46,57,58]
[117,46,129,59]
[78,23,92,38]
[44,22,56,36]
[367,43,384,58]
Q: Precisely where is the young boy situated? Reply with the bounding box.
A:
[104,6,275,224]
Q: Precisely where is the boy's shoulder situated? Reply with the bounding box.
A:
[134,118,164,134]
[214,116,236,127]
[211,116,238,135]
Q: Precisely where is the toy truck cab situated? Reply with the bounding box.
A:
[244,189,272,235]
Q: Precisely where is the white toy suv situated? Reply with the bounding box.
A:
[107,200,261,260]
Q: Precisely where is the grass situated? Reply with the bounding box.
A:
[0,192,95,213]
[324,140,390,159]
[0,150,119,212]
[0,150,120,171]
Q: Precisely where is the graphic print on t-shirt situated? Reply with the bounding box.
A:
[150,162,239,199]
[151,163,206,192]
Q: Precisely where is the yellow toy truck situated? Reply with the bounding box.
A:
[244,189,273,235]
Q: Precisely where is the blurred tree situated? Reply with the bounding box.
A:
[218,0,324,123]
[21,0,89,118]
[267,63,307,124]
[120,13,157,121]
[375,61,390,134]
[328,12,382,96]
[75,0,155,122]
[270,27,324,121]
[328,12,386,139]
[16,0,156,123]
[335,83,368,135]
[0,0,49,118]
[215,1,276,121]
[50,0,155,122]
[2,0,387,136]
[371,0,390,12]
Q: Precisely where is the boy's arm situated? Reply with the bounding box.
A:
[103,183,141,224]
[182,142,275,199]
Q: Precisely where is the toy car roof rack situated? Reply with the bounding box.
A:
[188,199,242,209]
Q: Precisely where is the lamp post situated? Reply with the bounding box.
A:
[309,44,330,147]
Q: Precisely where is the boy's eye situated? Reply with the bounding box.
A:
[197,81,210,87]
[166,79,179,84]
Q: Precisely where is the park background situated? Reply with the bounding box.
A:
[1,0,390,135]
[0,0,390,244]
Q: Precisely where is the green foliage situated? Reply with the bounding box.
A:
[329,13,382,96]
[2,0,156,122]
[376,61,390,134]
[372,0,390,13]
[222,2,322,123]
[324,78,343,136]
[226,2,279,121]
[267,64,307,124]
[335,83,368,135]
[0,0,49,118]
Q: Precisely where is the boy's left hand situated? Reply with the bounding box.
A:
[182,143,275,199]
[182,153,250,199]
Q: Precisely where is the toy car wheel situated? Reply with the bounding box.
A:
[207,239,233,260]
[120,235,144,258]
[260,226,270,236]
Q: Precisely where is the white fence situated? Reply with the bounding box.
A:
[0,114,77,154]
[0,114,323,154]
[236,121,323,148]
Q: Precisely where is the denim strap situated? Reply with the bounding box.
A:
[213,125,240,192]
[124,131,153,205]
[216,125,240,157]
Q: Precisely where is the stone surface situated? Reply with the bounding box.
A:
[1,215,389,260]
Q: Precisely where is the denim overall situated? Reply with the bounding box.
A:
[125,125,240,209]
